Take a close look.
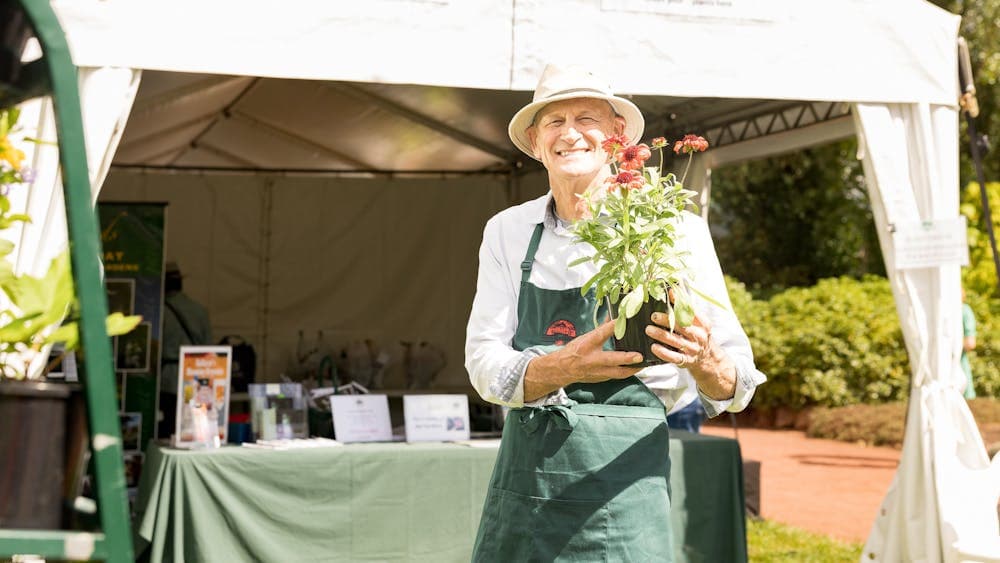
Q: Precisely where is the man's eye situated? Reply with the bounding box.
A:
[546,119,564,127]
[579,117,597,123]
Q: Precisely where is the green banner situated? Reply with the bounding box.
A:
[98,202,166,452]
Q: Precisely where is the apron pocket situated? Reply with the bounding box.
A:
[473,487,609,563]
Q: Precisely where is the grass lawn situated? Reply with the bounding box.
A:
[748,518,864,562]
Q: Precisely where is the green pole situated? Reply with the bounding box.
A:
[16,1,134,560]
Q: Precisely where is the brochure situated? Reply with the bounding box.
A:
[174,345,232,448]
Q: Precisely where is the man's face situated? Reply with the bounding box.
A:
[526,98,624,181]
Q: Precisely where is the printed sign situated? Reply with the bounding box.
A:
[403,394,470,442]
[329,394,393,443]
[99,202,166,451]
[893,217,969,270]
[175,345,232,448]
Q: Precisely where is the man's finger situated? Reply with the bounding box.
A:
[589,319,618,341]
[602,350,644,366]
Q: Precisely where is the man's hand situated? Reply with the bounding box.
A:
[645,312,736,401]
[523,320,644,402]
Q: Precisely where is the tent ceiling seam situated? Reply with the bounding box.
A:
[167,78,261,166]
[194,141,259,168]
[131,74,251,116]
[228,110,376,170]
[118,111,217,152]
[323,82,518,163]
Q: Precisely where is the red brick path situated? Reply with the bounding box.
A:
[702,426,901,543]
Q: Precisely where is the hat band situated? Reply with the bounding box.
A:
[536,87,612,101]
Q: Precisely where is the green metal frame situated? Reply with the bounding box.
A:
[0,0,133,560]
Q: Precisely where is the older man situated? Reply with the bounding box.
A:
[465,64,766,561]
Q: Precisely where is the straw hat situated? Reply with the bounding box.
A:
[508,64,644,159]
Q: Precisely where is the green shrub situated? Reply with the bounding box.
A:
[807,403,907,447]
[726,275,1000,408]
[733,276,909,408]
[808,398,1000,448]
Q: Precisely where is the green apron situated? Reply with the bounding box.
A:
[472,224,674,562]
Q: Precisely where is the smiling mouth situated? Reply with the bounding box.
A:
[556,149,590,157]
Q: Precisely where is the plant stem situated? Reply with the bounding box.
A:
[680,152,694,185]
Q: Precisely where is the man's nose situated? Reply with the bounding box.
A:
[560,125,582,142]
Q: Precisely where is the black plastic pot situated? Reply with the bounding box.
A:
[610,297,674,367]
[0,380,78,529]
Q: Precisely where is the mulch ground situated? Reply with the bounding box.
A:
[701,425,900,543]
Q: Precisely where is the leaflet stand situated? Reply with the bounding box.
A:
[0,1,133,560]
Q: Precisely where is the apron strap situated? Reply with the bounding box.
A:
[520,223,545,284]
[571,403,666,420]
[516,402,666,434]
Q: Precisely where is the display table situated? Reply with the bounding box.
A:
[134,431,746,562]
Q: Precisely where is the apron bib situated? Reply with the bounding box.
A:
[472,224,674,562]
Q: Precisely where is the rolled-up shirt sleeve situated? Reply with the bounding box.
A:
[683,214,767,417]
[465,216,530,407]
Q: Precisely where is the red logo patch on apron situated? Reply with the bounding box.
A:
[545,320,577,346]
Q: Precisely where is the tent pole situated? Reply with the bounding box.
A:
[964,115,999,293]
[958,37,1000,293]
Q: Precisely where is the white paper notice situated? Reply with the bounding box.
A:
[893,217,969,270]
[403,394,471,442]
[329,395,393,443]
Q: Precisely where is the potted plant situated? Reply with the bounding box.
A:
[0,106,141,528]
[571,133,721,366]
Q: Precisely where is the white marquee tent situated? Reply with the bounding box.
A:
[9,0,1000,560]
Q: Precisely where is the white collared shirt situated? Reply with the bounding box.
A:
[465,193,766,416]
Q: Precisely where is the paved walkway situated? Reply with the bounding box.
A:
[701,425,901,543]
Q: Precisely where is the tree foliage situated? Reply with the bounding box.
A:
[961,181,1000,295]
[930,0,1000,185]
[710,140,883,294]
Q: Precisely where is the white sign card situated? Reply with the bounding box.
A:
[329,394,393,443]
[403,394,471,442]
[893,217,969,270]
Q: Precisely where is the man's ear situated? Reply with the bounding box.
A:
[526,127,541,159]
[613,115,626,136]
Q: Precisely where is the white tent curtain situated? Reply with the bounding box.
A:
[3,65,140,378]
[853,102,1000,562]
[10,65,140,276]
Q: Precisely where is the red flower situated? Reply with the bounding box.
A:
[616,143,652,170]
[673,134,709,155]
[601,134,629,155]
[606,170,643,192]
[651,137,668,149]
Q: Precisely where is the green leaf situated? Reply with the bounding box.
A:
[621,286,644,319]
[614,313,627,340]
[45,323,79,350]
[0,313,43,342]
[649,282,666,302]
[42,252,74,313]
[675,298,695,327]
[689,285,730,311]
[568,255,594,268]
[0,239,13,257]
[107,313,142,336]
[2,273,48,315]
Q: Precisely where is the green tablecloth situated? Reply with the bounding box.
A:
[135,431,746,562]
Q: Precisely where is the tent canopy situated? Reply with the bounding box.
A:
[51,0,957,173]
